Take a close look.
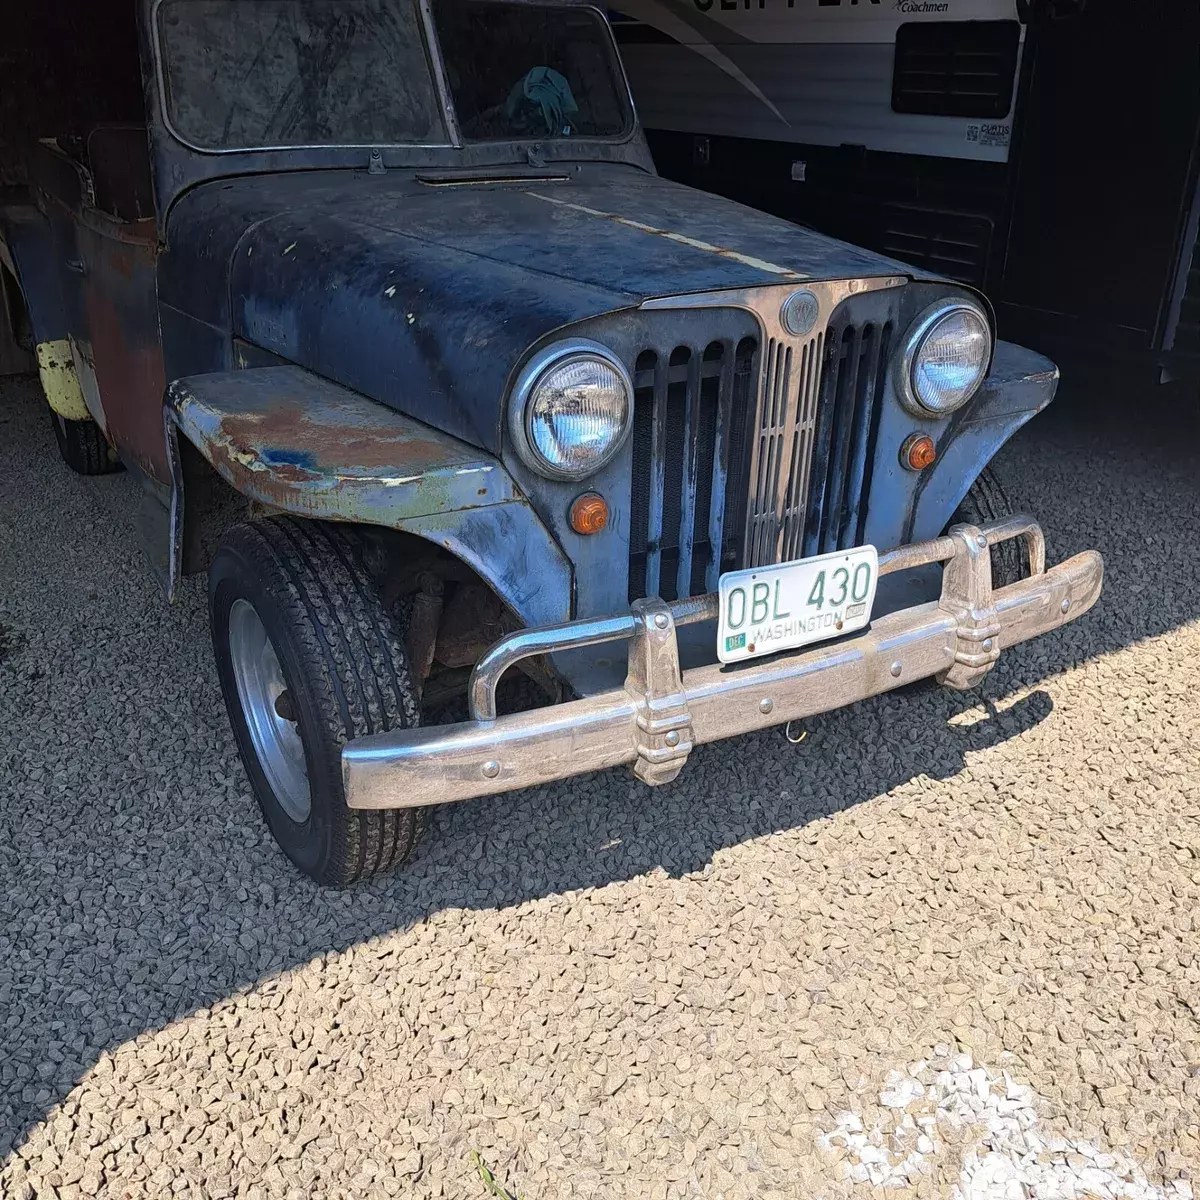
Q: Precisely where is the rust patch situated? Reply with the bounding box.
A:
[82,284,167,480]
[214,406,465,474]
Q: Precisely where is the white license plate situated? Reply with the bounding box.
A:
[717,545,879,664]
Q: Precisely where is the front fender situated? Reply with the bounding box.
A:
[910,340,1061,540]
[165,365,571,628]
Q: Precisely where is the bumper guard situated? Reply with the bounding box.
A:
[343,517,1103,809]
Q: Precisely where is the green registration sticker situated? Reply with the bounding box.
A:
[725,632,747,653]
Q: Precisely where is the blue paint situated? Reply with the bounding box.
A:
[258,447,319,471]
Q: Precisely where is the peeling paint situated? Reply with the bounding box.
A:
[35,339,91,422]
[168,365,520,523]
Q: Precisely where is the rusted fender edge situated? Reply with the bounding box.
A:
[164,366,572,628]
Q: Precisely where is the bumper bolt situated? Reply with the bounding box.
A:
[759,698,774,715]
[664,730,680,747]
[976,534,988,549]
[654,613,669,630]
[983,638,994,652]
[481,760,501,779]
[890,662,902,678]
[1061,598,1071,613]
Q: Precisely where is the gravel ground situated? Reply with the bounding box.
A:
[1,371,1199,1200]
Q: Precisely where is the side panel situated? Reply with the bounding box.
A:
[74,215,167,479]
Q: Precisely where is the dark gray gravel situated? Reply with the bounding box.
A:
[1,372,1198,1199]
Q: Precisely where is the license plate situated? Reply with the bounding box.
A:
[717,545,879,664]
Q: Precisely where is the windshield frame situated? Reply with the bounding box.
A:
[150,0,638,157]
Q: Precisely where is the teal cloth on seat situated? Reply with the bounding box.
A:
[505,66,579,136]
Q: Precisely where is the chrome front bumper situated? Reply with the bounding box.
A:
[343,517,1103,810]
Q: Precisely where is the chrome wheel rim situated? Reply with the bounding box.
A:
[228,598,311,823]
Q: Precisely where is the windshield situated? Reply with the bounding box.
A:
[156,0,446,150]
[432,0,632,141]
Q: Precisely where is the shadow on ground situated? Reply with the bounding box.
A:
[0,367,1197,1160]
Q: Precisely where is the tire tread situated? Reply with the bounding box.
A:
[213,517,424,885]
[49,412,122,476]
[950,466,1028,588]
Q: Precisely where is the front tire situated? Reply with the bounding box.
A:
[949,465,1030,588]
[49,410,122,475]
[209,517,427,886]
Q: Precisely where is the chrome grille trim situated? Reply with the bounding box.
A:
[780,332,825,563]
[746,338,789,566]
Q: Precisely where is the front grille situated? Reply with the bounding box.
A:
[627,296,894,603]
[804,318,893,556]
[628,337,758,603]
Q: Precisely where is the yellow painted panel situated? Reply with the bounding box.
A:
[36,339,91,422]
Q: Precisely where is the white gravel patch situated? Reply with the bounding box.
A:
[821,1053,1195,1199]
[1,373,1199,1199]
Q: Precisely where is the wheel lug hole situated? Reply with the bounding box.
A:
[273,689,298,723]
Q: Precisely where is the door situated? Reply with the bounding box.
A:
[996,0,1200,360]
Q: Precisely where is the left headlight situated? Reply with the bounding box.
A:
[901,302,992,416]
[509,340,634,481]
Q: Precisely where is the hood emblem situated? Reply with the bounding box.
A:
[781,289,820,337]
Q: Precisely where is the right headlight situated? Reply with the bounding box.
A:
[901,302,992,416]
[509,339,633,481]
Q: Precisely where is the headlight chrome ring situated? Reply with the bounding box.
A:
[899,301,992,417]
[508,339,634,481]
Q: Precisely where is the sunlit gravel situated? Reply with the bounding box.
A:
[1,372,1198,1199]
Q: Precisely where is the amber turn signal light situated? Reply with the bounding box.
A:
[901,433,937,472]
[569,492,609,535]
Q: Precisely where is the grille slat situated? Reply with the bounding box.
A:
[704,343,738,593]
[747,338,797,567]
[644,353,669,599]
[675,350,704,601]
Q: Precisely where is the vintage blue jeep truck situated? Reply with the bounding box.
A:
[0,0,1103,885]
